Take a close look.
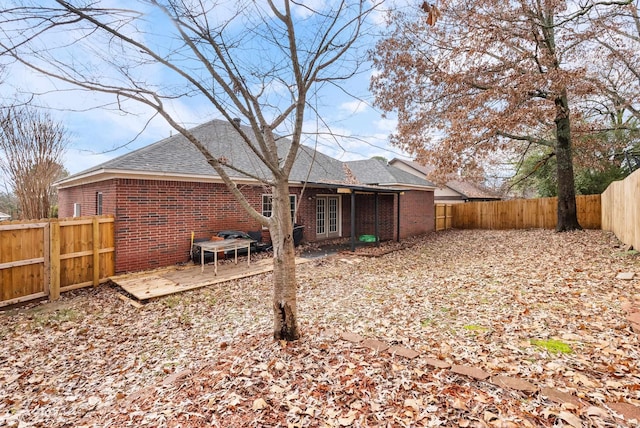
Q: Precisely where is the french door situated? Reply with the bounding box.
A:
[316,196,341,239]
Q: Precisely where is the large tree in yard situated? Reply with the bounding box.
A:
[371,0,634,231]
[0,0,377,340]
[0,105,67,219]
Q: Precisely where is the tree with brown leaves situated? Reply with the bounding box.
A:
[371,0,635,231]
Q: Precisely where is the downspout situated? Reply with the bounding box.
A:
[396,192,401,242]
[350,190,356,252]
[375,192,380,247]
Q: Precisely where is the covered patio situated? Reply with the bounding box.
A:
[303,182,405,251]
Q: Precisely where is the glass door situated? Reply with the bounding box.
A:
[316,196,340,239]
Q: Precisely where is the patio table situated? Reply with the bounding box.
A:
[195,238,253,275]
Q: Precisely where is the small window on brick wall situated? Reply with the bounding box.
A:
[73,203,81,217]
[96,192,103,215]
[262,194,296,223]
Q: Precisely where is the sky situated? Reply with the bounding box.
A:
[1,0,416,177]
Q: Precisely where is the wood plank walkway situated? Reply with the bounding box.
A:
[112,257,312,301]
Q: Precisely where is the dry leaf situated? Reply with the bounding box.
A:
[252,398,268,410]
[558,410,583,428]
[2,230,637,427]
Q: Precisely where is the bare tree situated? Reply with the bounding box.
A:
[0,105,67,219]
[0,1,378,340]
[590,1,640,122]
[371,0,634,231]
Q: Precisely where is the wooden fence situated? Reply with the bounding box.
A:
[434,204,453,231]
[0,215,115,307]
[601,168,640,250]
[449,195,602,230]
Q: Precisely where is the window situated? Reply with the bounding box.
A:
[262,194,296,223]
[96,192,103,215]
[316,198,326,234]
[73,203,81,218]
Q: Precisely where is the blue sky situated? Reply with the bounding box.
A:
[1,1,416,176]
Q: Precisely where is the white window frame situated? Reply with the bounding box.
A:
[262,194,296,223]
[316,194,342,238]
[73,203,81,218]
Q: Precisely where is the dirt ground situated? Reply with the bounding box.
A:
[1,229,639,427]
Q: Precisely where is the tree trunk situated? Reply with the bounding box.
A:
[554,89,582,232]
[270,179,300,341]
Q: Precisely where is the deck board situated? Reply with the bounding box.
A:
[112,257,311,301]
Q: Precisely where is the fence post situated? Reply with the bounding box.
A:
[93,217,100,287]
[49,220,60,301]
[44,222,50,297]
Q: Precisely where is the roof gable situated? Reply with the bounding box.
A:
[62,119,347,184]
[446,180,501,199]
[60,120,433,190]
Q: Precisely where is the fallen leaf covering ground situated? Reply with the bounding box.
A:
[1,229,640,427]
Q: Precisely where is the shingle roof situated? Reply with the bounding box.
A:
[389,158,499,198]
[446,180,501,200]
[65,119,347,183]
[61,119,433,189]
[346,159,435,187]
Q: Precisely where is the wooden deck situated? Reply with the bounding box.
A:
[111,256,312,301]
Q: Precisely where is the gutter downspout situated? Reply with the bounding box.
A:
[375,192,380,247]
[350,190,356,252]
[396,192,401,242]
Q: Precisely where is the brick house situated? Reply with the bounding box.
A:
[57,120,435,273]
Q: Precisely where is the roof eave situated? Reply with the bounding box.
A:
[376,182,436,191]
[55,169,260,189]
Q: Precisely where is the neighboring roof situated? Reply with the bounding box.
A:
[58,119,433,191]
[346,159,435,189]
[0,212,10,220]
[446,180,501,200]
[389,158,500,200]
[390,158,434,176]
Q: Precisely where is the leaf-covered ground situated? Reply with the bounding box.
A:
[1,229,639,427]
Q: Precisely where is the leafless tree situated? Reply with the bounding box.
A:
[0,1,379,340]
[0,105,67,219]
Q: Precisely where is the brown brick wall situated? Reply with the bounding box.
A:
[58,180,117,217]
[398,189,435,239]
[113,179,271,273]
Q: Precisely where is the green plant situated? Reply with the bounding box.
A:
[463,324,489,332]
[613,250,639,257]
[32,308,81,326]
[163,296,181,309]
[530,338,573,354]
[420,318,435,327]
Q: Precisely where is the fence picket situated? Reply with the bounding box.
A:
[439,195,602,231]
[0,215,115,307]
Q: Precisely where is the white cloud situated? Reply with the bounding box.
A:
[374,116,397,133]
[339,100,369,115]
[63,148,114,175]
[301,118,407,162]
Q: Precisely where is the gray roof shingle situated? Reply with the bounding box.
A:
[63,119,433,189]
[67,119,347,183]
[346,159,436,187]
